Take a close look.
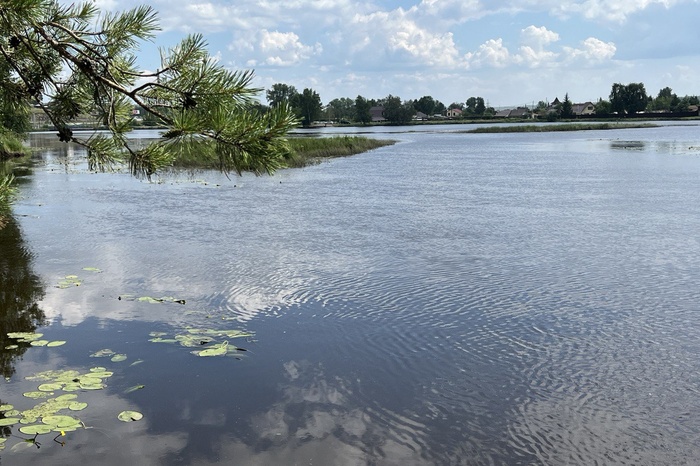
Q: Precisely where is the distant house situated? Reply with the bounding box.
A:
[414,111,428,121]
[369,106,386,122]
[509,107,531,119]
[495,109,512,118]
[446,108,462,118]
[572,102,595,115]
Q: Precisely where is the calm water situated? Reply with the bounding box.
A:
[2,123,700,465]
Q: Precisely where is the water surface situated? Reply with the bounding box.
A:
[2,123,700,464]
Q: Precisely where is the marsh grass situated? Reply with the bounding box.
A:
[463,123,658,133]
[171,136,395,170]
[0,131,28,161]
[284,136,395,168]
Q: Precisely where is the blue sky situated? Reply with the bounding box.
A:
[94,0,699,108]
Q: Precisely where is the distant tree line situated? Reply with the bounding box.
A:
[263,81,699,127]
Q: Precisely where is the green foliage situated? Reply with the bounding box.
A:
[559,93,574,118]
[0,1,297,179]
[266,83,297,107]
[327,97,354,122]
[284,136,394,167]
[382,95,415,124]
[354,95,372,124]
[291,88,322,127]
[609,82,648,115]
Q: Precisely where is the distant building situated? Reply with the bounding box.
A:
[369,106,386,122]
[446,108,462,118]
[572,102,595,115]
[495,109,512,118]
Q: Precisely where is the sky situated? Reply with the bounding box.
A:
[90,0,699,108]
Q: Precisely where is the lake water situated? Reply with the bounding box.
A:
[2,123,700,464]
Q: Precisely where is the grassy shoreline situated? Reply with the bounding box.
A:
[283,136,395,168]
[461,122,659,133]
[171,136,396,170]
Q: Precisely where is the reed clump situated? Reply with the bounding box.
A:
[464,123,657,133]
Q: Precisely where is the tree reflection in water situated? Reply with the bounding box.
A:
[0,215,46,380]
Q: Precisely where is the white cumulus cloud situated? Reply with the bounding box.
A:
[563,37,617,62]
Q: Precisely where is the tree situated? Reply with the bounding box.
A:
[266,83,298,108]
[0,1,297,179]
[290,88,322,127]
[465,97,486,116]
[327,97,354,122]
[594,98,612,115]
[414,95,436,116]
[354,95,371,125]
[382,95,415,124]
[609,82,648,115]
[559,93,574,118]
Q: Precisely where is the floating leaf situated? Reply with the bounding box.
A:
[124,385,145,394]
[117,411,143,422]
[130,359,144,366]
[149,337,179,344]
[24,391,53,399]
[138,296,164,303]
[195,341,229,357]
[30,340,49,347]
[149,332,168,337]
[82,371,113,379]
[111,354,127,362]
[0,418,20,426]
[41,415,81,429]
[68,402,88,411]
[90,349,115,358]
[7,332,43,342]
[5,344,18,350]
[0,404,13,412]
[56,276,82,288]
[82,267,102,273]
[19,424,53,435]
[37,383,63,392]
[46,341,67,347]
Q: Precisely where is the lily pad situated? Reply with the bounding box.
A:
[30,339,50,347]
[68,402,88,411]
[111,354,127,362]
[19,424,54,435]
[41,415,81,429]
[117,411,143,422]
[0,404,13,412]
[7,332,43,342]
[195,341,229,357]
[47,340,67,347]
[37,383,63,392]
[5,344,18,350]
[90,349,115,358]
[0,418,20,426]
[24,391,53,399]
[82,267,102,273]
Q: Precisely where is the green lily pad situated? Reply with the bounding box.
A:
[111,354,127,362]
[0,418,20,426]
[5,344,18,350]
[30,340,49,347]
[41,415,81,429]
[90,349,115,358]
[195,341,229,357]
[24,391,53,399]
[37,383,63,392]
[82,372,113,380]
[19,424,54,435]
[0,404,13,412]
[47,340,67,347]
[117,411,143,422]
[68,402,88,411]
[82,267,102,273]
[7,332,43,342]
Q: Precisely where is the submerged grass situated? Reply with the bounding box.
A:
[171,136,395,170]
[463,122,658,133]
